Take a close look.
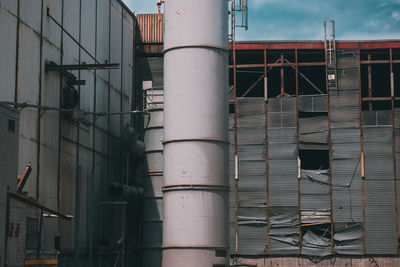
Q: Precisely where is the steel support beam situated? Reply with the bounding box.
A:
[45,61,119,72]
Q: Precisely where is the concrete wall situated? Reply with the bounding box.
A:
[0,0,138,263]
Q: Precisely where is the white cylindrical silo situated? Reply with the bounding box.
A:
[163,0,229,266]
[142,82,164,267]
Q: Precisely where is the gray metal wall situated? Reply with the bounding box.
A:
[0,105,19,267]
[229,49,398,257]
[0,0,138,262]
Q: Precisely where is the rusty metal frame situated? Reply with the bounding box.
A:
[239,53,324,97]
[241,73,265,97]
[282,58,324,95]
[325,46,335,255]
[390,48,400,255]
[264,49,270,254]
[295,48,303,255]
[229,61,326,69]
[230,41,400,50]
[358,50,367,254]
[240,58,281,97]
[233,37,239,255]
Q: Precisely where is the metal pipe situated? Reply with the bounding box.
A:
[163,1,229,266]
[142,81,164,266]
[108,183,144,200]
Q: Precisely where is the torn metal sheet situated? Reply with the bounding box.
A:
[301,210,331,224]
[302,231,331,256]
[334,223,363,255]
[301,169,329,184]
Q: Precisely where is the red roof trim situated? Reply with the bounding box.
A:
[230,41,400,50]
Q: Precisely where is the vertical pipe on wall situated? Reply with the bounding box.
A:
[89,1,98,265]
[163,1,229,266]
[74,0,83,261]
[37,0,44,201]
[57,0,65,237]
[14,0,20,107]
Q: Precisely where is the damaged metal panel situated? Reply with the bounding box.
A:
[237,208,267,255]
[299,112,328,149]
[302,230,331,256]
[334,223,363,255]
[330,50,363,227]
[267,98,299,253]
[300,170,330,210]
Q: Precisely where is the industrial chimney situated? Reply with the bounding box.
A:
[163,0,229,266]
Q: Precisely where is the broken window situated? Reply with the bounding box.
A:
[299,149,329,170]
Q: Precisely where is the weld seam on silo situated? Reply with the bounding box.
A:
[145,126,164,130]
[163,45,228,54]
[162,185,229,192]
[163,138,229,145]
[163,246,229,249]
[144,171,163,176]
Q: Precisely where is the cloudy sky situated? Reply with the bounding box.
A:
[123,0,400,40]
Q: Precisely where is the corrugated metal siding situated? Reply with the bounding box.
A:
[364,124,397,254]
[231,98,267,255]
[329,50,363,255]
[395,109,400,248]
[137,14,164,44]
[331,50,363,228]
[229,50,398,257]
[268,97,299,254]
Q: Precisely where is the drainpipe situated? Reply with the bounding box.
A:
[163,0,229,266]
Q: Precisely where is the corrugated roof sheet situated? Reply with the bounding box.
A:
[137,14,164,44]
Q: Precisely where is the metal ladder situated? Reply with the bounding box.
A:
[230,0,248,42]
[324,20,338,91]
